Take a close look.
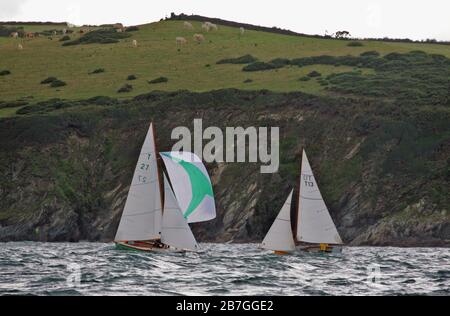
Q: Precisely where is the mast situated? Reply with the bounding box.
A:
[291,172,300,243]
[151,123,164,214]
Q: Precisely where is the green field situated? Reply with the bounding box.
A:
[1,19,450,109]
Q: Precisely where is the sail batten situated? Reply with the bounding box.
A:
[261,190,296,252]
[114,123,162,242]
[296,150,343,245]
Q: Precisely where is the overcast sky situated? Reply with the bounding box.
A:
[1,0,449,41]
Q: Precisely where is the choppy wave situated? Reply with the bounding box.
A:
[0,242,448,296]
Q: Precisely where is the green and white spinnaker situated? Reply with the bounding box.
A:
[160,152,216,223]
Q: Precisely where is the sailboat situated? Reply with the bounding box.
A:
[114,123,216,252]
[261,149,343,254]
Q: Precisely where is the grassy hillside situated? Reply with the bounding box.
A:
[1,19,450,107]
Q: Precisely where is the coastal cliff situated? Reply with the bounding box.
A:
[0,90,448,246]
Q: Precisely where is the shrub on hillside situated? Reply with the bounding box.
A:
[216,54,258,64]
[148,77,168,84]
[50,80,67,87]
[243,79,253,83]
[127,74,137,80]
[307,71,321,77]
[117,84,133,93]
[299,76,311,81]
[242,61,281,71]
[270,58,290,67]
[40,77,57,84]
[0,101,28,109]
[89,68,105,74]
[62,28,131,46]
[59,35,71,42]
[0,70,11,76]
[0,25,23,37]
[125,26,139,32]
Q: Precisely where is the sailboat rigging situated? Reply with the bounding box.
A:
[261,149,343,254]
[114,123,216,252]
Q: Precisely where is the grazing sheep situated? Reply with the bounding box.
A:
[62,28,67,35]
[193,33,205,43]
[183,22,193,30]
[132,39,138,47]
[240,27,245,35]
[18,44,23,50]
[209,23,218,31]
[176,37,187,45]
[10,32,19,39]
[53,31,57,36]
[25,32,34,39]
[201,23,210,32]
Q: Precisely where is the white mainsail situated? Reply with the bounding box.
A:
[161,174,199,251]
[114,123,162,241]
[296,150,343,244]
[261,190,296,252]
[160,151,216,223]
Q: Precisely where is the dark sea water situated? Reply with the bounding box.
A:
[0,242,448,296]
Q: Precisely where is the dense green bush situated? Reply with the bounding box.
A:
[269,58,290,67]
[50,80,67,87]
[0,101,28,109]
[127,74,137,80]
[0,25,22,37]
[117,84,133,93]
[89,68,105,74]
[299,76,311,81]
[217,54,258,64]
[243,79,253,83]
[242,61,281,71]
[0,70,11,76]
[40,77,57,84]
[148,76,168,84]
[62,28,131,46]
[307,71,321,77]
[125,26,139,32]
[59,35,71,42]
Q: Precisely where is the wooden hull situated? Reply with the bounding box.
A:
[297,244,343,254]
[114,241,185,253]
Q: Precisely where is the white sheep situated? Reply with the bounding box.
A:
[132,39,138,47]
[240,27,245,35]
[176,37,187,45]
[193,33,205,43]
[18,44,23,50]
[201,23,210,32]
[183,22,193,30]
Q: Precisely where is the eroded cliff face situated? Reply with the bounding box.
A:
[0,90,448,246]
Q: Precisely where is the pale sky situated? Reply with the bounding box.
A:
[1,0,449,41]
